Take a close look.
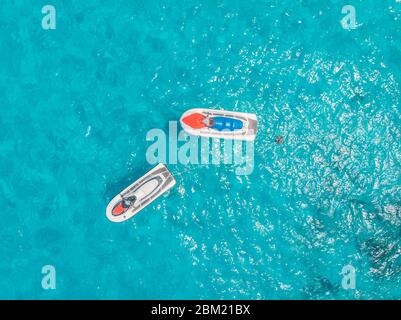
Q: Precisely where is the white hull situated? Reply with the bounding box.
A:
[180,108,258,141]
[106,163,176,223]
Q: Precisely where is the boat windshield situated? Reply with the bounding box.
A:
[122,195,137,208]
[203,117,214,127]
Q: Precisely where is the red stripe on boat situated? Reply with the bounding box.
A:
[112,202,126,216]
[182,113,207,129]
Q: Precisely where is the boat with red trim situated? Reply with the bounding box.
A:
[180,108,257,141]
[106,163,176,222]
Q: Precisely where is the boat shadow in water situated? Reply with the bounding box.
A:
[358,226,401,278]
[351,199,401,278]
[302,276,340,299]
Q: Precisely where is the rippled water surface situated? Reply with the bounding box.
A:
[1,0,401,299]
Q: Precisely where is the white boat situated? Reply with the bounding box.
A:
[180,108,258,141]
[106,163,176,223]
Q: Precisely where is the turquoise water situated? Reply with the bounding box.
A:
[1,0,401,299]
